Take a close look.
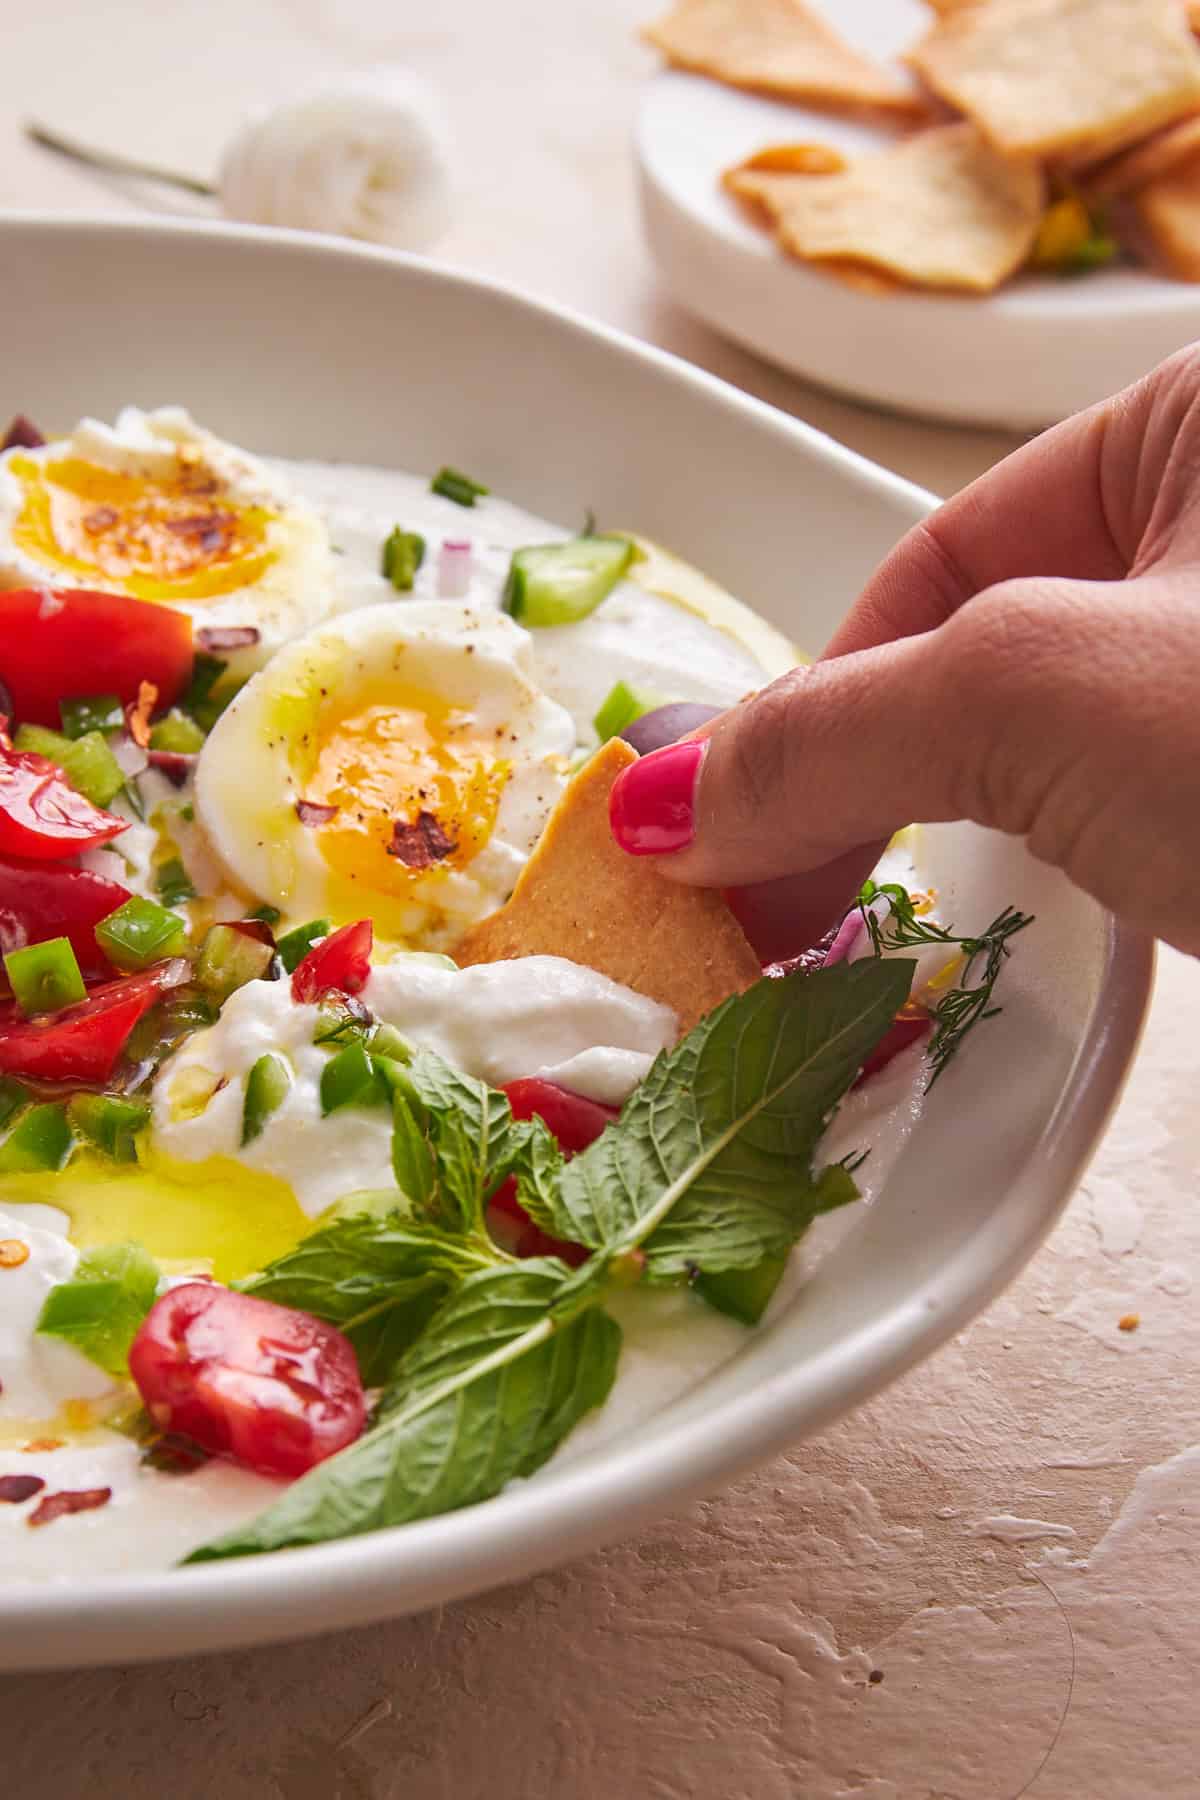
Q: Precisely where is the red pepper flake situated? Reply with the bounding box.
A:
[27,1486,112,1528]
[0,1474,44,1504]
[196,626,261,652]
[295,798,339,827]
[387,810,457,869]
[1,414,46,452]
[0,1238,30,1268]
[22,1437,62,1453]
[124,679,159,750]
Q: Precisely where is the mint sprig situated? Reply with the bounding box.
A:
[518,957,913,1278]
[186,960,911,1565]
[36,1241,159,1377]
[185,1260,619,1562]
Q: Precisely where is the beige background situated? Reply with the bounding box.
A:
[2,3,1198,1796]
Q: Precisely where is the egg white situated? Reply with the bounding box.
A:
[0,406,341,673]
[192,600,576,948]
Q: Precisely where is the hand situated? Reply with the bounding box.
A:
[609,345,1200,960]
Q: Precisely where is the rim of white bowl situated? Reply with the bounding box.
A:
[0,214,1157,1666]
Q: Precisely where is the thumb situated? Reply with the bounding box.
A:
[608,582,1068,894]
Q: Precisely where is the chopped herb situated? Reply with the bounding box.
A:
[431,466,489,508]
[381,527,426,591]
[4,938,86,1016]
[859,880,1033,1084]
[155,858,196,908]
[59,693,124,739]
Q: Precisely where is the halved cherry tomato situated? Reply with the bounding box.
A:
[0,588,193,728]
[291,919,373,1004]
[128,1283,366,1479]
[488,1078,618,1265]
[856,1009,932,1085]
[0,855,130,981]
[0,957,188,1085]
[0,733,128,861]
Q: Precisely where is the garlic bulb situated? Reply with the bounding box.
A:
[218,72,453,251]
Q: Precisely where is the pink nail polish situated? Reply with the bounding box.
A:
[609,740,704,855]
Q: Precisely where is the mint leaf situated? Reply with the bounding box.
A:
[389,1050,534,1235]
[36,1241,160,1377]
[240,1209,495,1384]
[520,960,913,1279]
[185,1260,619,1562]
[694,1161,861,1324]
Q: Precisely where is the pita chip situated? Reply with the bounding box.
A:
[909,0,1200,161]
[454,738,761,1036]
[1085,111,1200,197]
[644,0,924,116]
[726,123,1044,292]
[1130,152,1200,278]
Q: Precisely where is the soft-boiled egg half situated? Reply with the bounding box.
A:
[0,406,338,669]
[194,601,577,947]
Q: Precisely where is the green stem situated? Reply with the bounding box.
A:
[25,122,217,199]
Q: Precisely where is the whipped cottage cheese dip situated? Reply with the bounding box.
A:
[0,439,930,1579]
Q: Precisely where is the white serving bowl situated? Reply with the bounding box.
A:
[0,215,1151,1668]
[637,0,1200,429]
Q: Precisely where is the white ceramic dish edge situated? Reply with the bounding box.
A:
[0,214,1155,1668]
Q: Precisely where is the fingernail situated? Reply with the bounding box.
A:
[609,740,705,855]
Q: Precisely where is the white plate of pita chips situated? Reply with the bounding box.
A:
[636,0,1200,427]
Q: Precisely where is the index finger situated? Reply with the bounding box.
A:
[823,385,1134,660]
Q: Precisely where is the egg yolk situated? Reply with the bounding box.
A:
[7,452,277,601]
[303,682,511,897]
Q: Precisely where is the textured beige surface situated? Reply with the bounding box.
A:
[4,4,1198,1797]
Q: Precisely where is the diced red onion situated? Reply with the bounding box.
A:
[196,626,261,652]
[437,538,473,599]
[111,735,149,780]
[1,415,46,452]
[147,749,197,788]
[855,1012,932,1086]
[823,909,865,966]
[295,798,338,827]
[620,702,721,757]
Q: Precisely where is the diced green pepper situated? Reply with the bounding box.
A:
[14,723,125,807]
[242,1052,293,1145]
[5,938,86,1017]
[0,1077,29,1130]
[276,917,330,975]
[369,1022,411,1064]
[149,709,206,754]
[195,924,274,1004]
[123,993,215,1067]
[66,1093,151,1163]
[430,466,489,508]
[155,858,196,907]
[95,896,189,971]
[381,527,426,591]
[36,1241,160,1375]
[502,535,634,627]
[592,679,671,744]
[694,1253,789,1327]
[247,904,281,925]
[319,1040,386,1115]
[182,653,226,712]
[59,693,124,739]
[0,1101,73,1173]
[313,999,373,1047]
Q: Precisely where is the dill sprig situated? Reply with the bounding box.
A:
[858,880,1034,1086]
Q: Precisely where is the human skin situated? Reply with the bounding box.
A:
[609,346,1200,960]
